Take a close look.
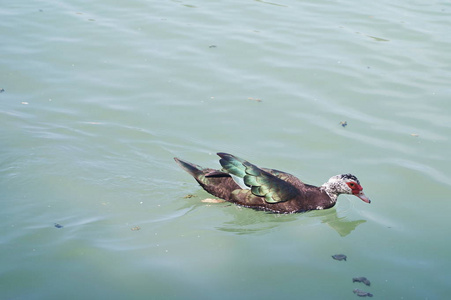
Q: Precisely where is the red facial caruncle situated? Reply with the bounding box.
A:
[346,181,371,203]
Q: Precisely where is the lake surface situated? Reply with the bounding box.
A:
[1,0,450,299]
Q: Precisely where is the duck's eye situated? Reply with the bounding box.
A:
[347,182,356,188]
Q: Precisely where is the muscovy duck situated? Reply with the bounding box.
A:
[174,153,370,213]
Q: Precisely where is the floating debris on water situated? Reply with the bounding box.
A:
[131,226,141,231]
[54,223,64,228]
[0,88,5,93]
[340,121,347,127]
[353,277,371,286]
[411,133,419,137]
[332,254,347,261]
[353,289,373,297]
[366,34,389,42]
[184,194,196,198]
[201,198,226,203]
[248,97,262,102]
[209,45,217,48]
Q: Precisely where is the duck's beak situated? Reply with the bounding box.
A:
[355,191,371,204]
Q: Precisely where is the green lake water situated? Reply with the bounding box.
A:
[1,0,451,299]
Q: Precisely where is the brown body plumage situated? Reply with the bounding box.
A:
[174,153,370,214]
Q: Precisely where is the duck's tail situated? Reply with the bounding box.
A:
[174,157,240,201]
[174,157,204,179]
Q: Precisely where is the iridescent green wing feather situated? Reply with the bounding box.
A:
[218,153,299,203]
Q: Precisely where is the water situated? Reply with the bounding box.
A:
[1,0,450,299]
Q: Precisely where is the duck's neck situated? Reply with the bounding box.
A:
[320,182,339,204]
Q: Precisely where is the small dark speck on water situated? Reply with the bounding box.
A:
[353,277,371,286]
[0,88,5,93]
[353,289,373,297]
[332,254,347,261]
[340,121,347,127]
[54,223,64,228]
[209,45,217,48]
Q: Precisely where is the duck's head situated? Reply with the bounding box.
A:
[322,174,371,203]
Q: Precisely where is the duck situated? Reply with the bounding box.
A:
[174,152,371,214]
